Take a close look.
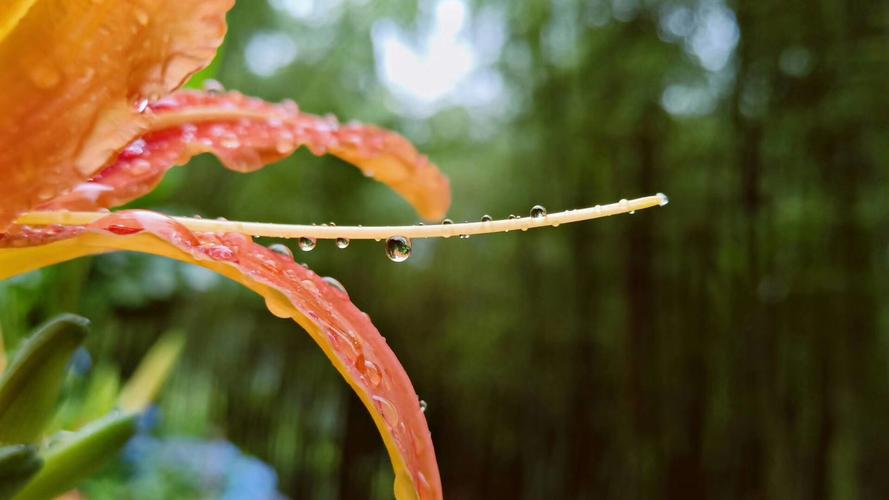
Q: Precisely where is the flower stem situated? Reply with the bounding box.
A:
[16,194,668,240]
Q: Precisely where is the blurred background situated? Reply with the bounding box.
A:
[2,0,888,498]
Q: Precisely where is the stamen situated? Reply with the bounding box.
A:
[16,194,668,240]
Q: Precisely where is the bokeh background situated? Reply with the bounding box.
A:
[2,0,888,498]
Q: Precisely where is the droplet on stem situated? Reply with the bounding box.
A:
[386,236,412,262]
[481,215,493,222]
[298,237,316,252]
[530,205,547,219]
[336,237,350,249]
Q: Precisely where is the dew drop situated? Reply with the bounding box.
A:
[385,236,412,262]
[336,237,350,249]
[372,395,400,428]
[420,400,428,413]
[459,234,470,239]
[629,210,636,215]
[202,79,225,94]
[657,192,670,206]
[441,218,453,225]
[205,244,237,261]
[268,243,293,258]
[481,215,493,222]
[361,359,383,387]
[322,276,348,295]
[530,204,547,219]
[298,237,316,252]
[508,214,519,219]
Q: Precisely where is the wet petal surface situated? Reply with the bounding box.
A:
[0,211,441,500]
[41,91,451,221]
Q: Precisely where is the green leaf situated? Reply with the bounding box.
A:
[118,331,185,412]
[0,315,89,444]
[0,445,42,499]
[12,412,138,500]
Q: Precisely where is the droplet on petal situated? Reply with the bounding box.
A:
[372,395,400,428]
[385,236,411,262]
[322,276,348,295]
[268,243,293,258]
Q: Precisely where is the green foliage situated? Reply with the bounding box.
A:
[0,317,183,498]
[12,413,138,500]
[0,315,89,443]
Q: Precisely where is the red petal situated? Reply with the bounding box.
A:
[0,212,441,500]
[42,91,451,221]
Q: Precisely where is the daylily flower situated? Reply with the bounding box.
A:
[0,2,666,499]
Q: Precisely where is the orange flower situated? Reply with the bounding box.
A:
[0,3,665,499]
[0,2,446,499]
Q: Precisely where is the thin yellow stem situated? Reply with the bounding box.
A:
[16,194,668,240]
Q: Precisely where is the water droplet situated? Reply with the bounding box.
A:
[361,359,383,386]
[322,276,348,295]
[459,234,470,239]
[268,243,293,258]
[202,79,225,94]
[441,218,453,225]
[264,297,292,319]
[298,237,316,252]
[136,99,149,113]
[205,244,237,261]
[481,215,493,222]
[372,395,400,428]
[530,205,547,219]
[419,400,428,413]
[385,236,411,262]
[508,214,519,220]
[629,210,636,215]
[657,192,670,206]
[336,237,350,249]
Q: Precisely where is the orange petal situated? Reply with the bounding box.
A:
[0,0,233,228]
[40,91,451,221]
[0,211,442,500]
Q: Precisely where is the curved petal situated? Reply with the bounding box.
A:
[0,0,233,228]
[40,91,451,221]
[0,211,441,500]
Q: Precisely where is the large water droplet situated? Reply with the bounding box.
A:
[386,236,411,262]
[202,79,225,94]
[322,276,348,295]
[336,237,350,249]
[372,395,400,428]
[268,243,293,258]
[361,360,383,387]
[298,237,316,252]
[530,205,547,219]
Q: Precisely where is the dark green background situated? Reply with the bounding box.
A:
[2,0,888,498]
